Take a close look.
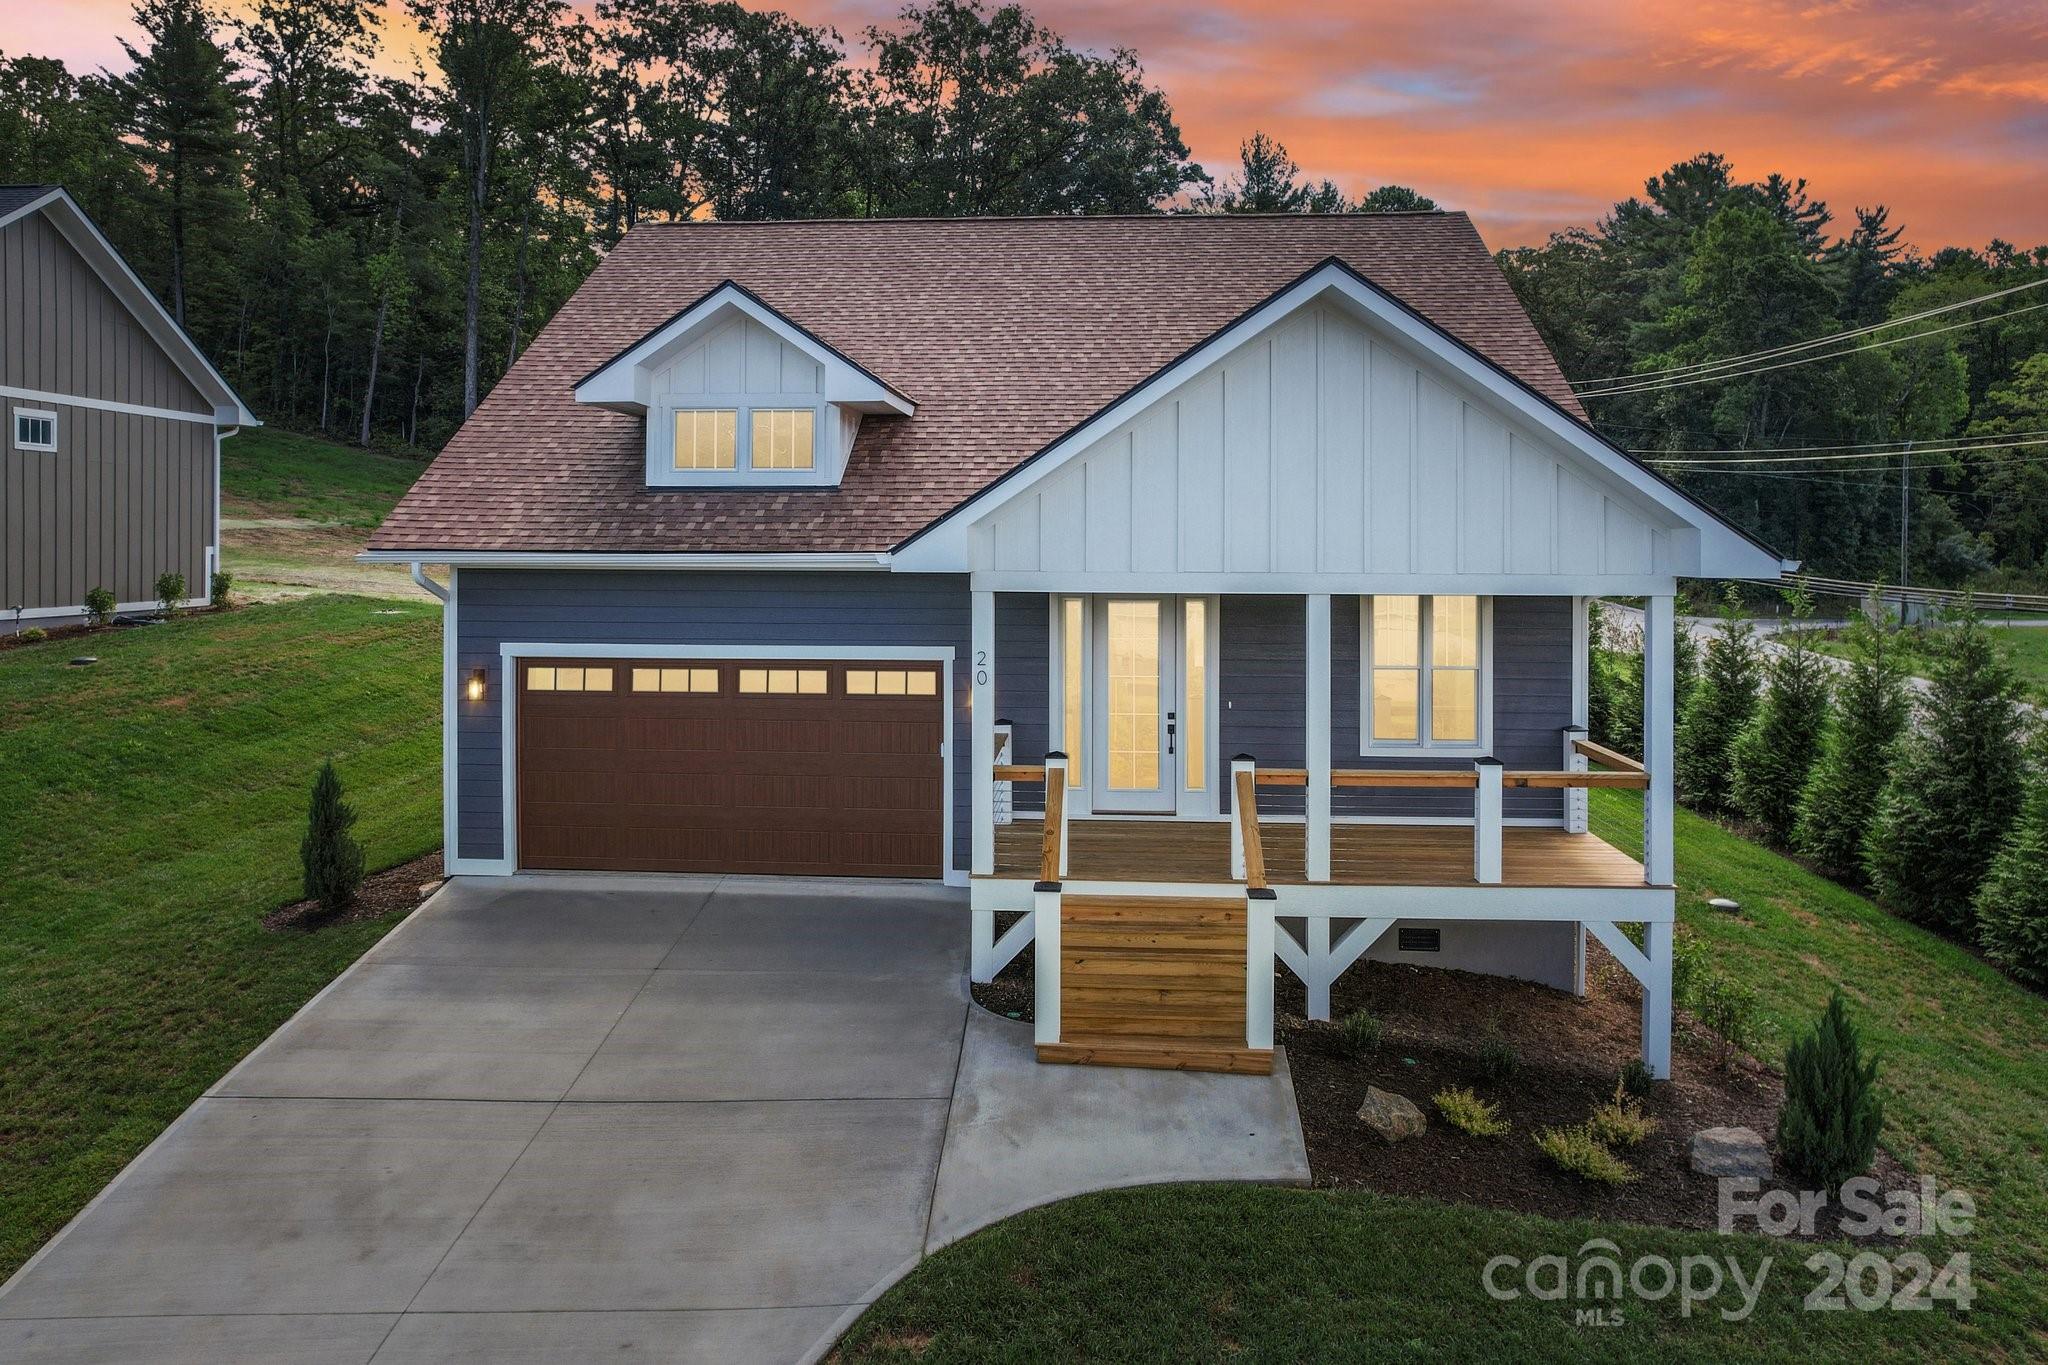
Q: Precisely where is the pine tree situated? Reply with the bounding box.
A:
[1676,593,1761,816]
[1864,603,2026,935]
[301,758,366,913]
[1974,731,2048,986]
[1776,991,1883,1189]
[1795,602,1911,879]
[1732,595,1831,845]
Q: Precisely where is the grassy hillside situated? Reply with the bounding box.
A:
[838,794,2047,1359]
[0,597,442,1279]
[221,426,427,527]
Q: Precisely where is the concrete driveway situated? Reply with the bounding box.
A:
[0,875,1307,1364]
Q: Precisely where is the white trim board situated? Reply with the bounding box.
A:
[0,384,218,426]
[896,261,1791,581]
[490,640,959,884]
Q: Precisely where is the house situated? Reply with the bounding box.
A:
[365,214,1791,1079]
[0,186,258,632]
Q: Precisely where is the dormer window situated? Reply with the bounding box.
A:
[573,281,913,491]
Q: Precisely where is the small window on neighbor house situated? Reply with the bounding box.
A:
[750,409,815,470]
[526,665,614,692]
[739,667,827,695]
[13,410,56,452]
[631,666,719,693]
[674,409,737,470]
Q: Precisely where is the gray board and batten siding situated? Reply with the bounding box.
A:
[454,573,1572,869]
[2,204,216,616]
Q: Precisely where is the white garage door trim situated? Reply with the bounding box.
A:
[491,642,961,885]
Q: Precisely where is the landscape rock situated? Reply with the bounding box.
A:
[418,879,446,901]
[1691,1125,1773,1179]
[1357,1086,1427,1143]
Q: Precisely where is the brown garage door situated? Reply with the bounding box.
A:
[516,657,945,878]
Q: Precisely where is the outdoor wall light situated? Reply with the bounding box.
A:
[467,667,487,703]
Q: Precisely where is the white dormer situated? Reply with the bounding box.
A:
[574,282,914,489]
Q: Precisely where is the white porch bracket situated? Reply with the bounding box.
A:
[1271,914,1397,1021]
[1584,918,1674,1080]
[971,907,1036,983]
[1306,593,1332,883]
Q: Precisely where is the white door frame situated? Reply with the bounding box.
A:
[1050,594,1219,819]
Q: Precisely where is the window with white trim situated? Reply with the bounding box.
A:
[13,409,57,452]
[656,399,821,479]
[1361,596,1489,753]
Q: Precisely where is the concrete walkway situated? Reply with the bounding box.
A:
[0,875,1307,1364]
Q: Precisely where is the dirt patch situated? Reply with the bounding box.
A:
[264,850,445,932]
[222,521,434,602]
[971,943,1909,1238]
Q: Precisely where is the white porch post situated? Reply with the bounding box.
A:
[1642,919,1674,1079]
[1033,884,1063,1047]
[1306,917,1332,1020]
[1562,725,1590,835]
[1229,755,1255,881]
[1474,757,1504,884]
[1305,593,1332,883]
[1245,890,1276,1050]
[1045,752,1070,878]
[971,588,995,877]
[1643,593,1676,887]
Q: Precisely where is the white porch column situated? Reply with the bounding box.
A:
[1033,884,1063,1047]
[1562,725,1590,835]
[1305,594,1333,883]
[1642,919,1674,1079]
[971,588,996,877]
[1245,890,1276,1050]
[1474,757,1504,884]
[1229,755,1255,881]
[1643,593,1676,887]
[1045,752,1070,879]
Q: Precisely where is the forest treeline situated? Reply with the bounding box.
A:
[1,0,2045,584]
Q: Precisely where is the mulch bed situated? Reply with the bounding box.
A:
[1,605,236,653]
[971,943,1908,1238]
[263,850,445,931]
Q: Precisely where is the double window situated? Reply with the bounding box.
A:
[669,405,816,473]
[1362,595,1487,753]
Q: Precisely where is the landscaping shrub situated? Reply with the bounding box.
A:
[210,569,233,607]
[1586,600,1615,745]
[1865,602,2026,936]
[1617,1058,1655,1100]
[1794,601,1911,880]
[1432,1086,1508,1137]
[1676,592,1761,816]
[83,586,116,628]
[1475,1038,1520,1085]
[1669,929,1757,1064]
[300,759,366,914]
[1776,991,1883,1189]
[153,570,186,618]
[1973,732,2048,986]
[16,626,48,643]
[1731,593,1831,846]
[1533,1125,1638,1185]
[1337,1009,1382,1059]
[1587,1080,1658,1149]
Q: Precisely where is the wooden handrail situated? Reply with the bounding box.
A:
[1507,770,1650,789]
[992,763,1046,783]
[1571,738,1645,774]
[1333,768,1480,789]
[1234,769,1268,891]
[1252,767,1309,786]
[1039,766,1066,883]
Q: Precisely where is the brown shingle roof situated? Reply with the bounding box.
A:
[371,213,1584,555]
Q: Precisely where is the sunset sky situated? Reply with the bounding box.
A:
[6,0,2044,251]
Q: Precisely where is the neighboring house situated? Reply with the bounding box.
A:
[0,186,257,633]
[366,215,1791,1078]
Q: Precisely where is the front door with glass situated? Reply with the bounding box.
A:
[1065,596,1211,816]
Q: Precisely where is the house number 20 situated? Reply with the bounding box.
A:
[974,650,988,686]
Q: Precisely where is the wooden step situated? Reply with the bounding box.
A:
[1060,952,1243,982]
[1037,1035,1273,1075]
[1061,894,1247,924]
[1062,923,1250,952]
[1063,982,1246,1009]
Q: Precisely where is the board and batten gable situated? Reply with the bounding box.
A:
[975,303,1676,588]
[2,204,218,618]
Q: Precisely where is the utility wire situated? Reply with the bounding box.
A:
[1645,435,2048,466]
[1579,300,2048,397]
[1624,427,2048,456]
[1570,275,2048,390]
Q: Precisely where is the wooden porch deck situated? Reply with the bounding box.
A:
[991,818,1645,888]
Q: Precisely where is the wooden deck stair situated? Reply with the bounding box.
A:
[1036,894,1272,1076]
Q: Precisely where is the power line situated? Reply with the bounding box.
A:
[1645,435,2048,466]
[1624,427,2048,456]
[1579,299,2048,397]
[1570,275,2048,390]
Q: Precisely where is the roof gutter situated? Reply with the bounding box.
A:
[361,550,895,571]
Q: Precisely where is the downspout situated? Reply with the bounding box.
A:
[213,425,239,597]
[410,561,450,603]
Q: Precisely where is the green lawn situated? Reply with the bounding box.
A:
[1809,622,2048,702]
[0,595,441,1280]
[837,793,2047,1360]
[221,426,426,527]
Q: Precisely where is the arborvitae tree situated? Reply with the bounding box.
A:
[1973,731,2048,986]
[1776,991,1883,1189]
[301,758,366,913]
[1865,603,2026,935]
[1676,594,1761,815]
[1795,603,1911,879]
[1732,596,1831,845]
